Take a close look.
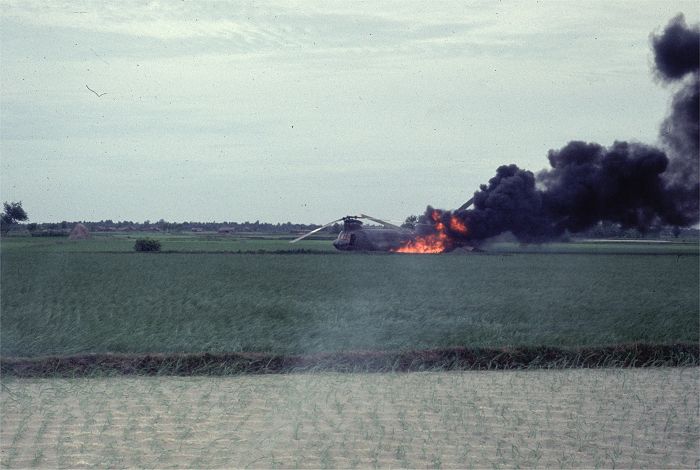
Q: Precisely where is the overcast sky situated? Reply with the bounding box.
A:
[1,1,698,223]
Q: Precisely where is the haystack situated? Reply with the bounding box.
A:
[69,223,90,240]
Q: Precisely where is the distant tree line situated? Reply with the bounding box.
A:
[21,219,327,236]
[568,220,700,240]
[4,199,698,241]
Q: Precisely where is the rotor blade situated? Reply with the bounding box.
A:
[359,214,403,230]
[456,197,474,212]
[289,218,344,243]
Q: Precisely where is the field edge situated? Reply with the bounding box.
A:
[2,343,698,378]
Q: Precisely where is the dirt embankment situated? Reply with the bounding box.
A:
[2,343,697,378]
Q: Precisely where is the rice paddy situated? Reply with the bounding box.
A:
[2,368,698,468]
[1,237,698,358]
[1,234,698,468]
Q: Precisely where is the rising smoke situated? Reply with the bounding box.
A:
[427,15,700,244]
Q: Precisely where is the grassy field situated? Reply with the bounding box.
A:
[2,234,697,254]
[2,369,697,468]
[1,236,697,358]
[0,233,335,253]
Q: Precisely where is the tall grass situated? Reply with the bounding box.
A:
[2,243,697,357]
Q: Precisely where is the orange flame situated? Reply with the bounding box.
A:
[449,215,469,235]
[393,211,469,254]
[394,231,449,253]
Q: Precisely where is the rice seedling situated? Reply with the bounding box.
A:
[1,236,697,467]
[2,243,698,360]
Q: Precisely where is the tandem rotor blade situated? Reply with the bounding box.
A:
[359,214,404,230]
[289,218,344,243]
[456,197,474,212]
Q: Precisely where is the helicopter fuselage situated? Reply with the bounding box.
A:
[332,227,413,251]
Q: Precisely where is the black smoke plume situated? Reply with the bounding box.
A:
[652,14,699,80]
[426,15,699,244]
[655,15,700,194]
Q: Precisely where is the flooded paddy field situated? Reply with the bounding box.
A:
[2,368,697,468]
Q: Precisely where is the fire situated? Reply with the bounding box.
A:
[394,231,449,253]
[393,210,469,254]
[449,216,469,235]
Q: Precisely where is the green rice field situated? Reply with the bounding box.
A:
[1,236,697,358]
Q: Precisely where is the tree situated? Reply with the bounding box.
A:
[401,215,418,230]
[1,201,28,235]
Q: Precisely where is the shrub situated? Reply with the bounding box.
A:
[134,238,161,252]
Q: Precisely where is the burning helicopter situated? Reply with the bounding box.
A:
[290,199,475,253]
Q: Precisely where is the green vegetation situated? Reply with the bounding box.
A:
[486,240,700,255]
[1,235,697,358]
[0,201,28,235]
[2,369,698,468]
[0,233,335,253]
[133,238,161,252]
